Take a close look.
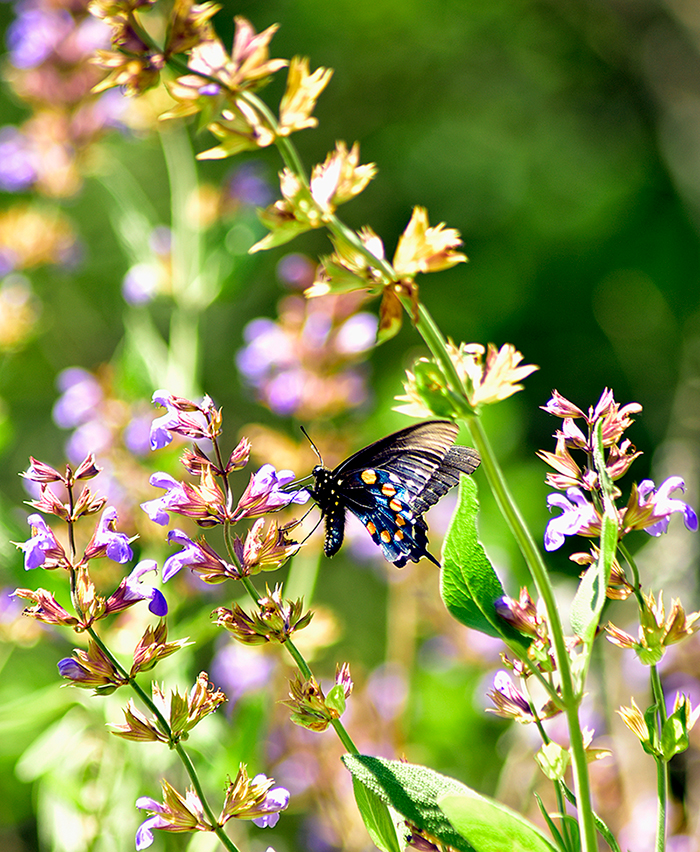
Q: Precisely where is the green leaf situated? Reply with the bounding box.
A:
[325,684,347,716]
[343,754,476,852]
[534,794,567,852]
[439,792,559,852]
[568,517,614,646]
[535,742,569,782]
[441,476,530,653]
[661,704,689,761]
[343,755,559,852]
[351,776,402,852]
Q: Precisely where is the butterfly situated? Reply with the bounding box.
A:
[308,420,480,567]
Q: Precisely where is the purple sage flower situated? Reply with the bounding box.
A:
[544,487,600,551]
[637,477,698,537]
[233,464,309,520]
[6,4,73,69]
[123,414,154,456]
[85,506,133,563]
[250,776,290,828]
[140,473,188,526]
[120,560,167,616]
[52,367,103,430]
[134,799,169,850]
[122,263,160,305]
[149,391,182,450]
[57,657,90,681]
[227,161,273,207]
[149,391,209,450]
[18,513,63,570]
[162,529,209,581]
[0,127,37,192]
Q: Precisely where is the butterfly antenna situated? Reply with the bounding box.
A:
[297,510,324,547]
[300,425,323,465]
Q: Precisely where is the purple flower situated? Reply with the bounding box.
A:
[149,391,181,450]
[85,506,133,563]
[233,464,309,520]
[57,658,90,681]
[134,799,169,850]
[122,263,160,305]
[122,560,167,616]
[65,420,112,465]
[637,477,698,537]
[18,513,63,569]
[140,473,188,526]
[148,391,209,451]
[544,487,600,551]
[52,367,103,430]
[250,775,290,828]
[486,671,535,721]
[6,5,73,69]
[162,529,209,581]
[210,643,275,707]
[0,127,36,192]
[227,161,273,207]
[123,414,154,456]
[236,318,295,384]
[276,253,315,289]
[335,312,378,355]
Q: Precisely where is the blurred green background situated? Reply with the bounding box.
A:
[1,0,700,850]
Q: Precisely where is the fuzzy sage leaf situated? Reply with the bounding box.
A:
[343,755,557,852]
[441,476,531,654]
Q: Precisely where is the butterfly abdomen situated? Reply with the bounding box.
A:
[310,466,347,557]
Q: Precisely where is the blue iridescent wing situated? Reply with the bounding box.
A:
[311,421,480,566]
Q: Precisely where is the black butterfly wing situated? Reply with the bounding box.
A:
[319,421,480,566]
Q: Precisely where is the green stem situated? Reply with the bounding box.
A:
[173,743,241,852]
[86,628,240,850]
[462,416,597,852]
[618,541,645,610]
[159,124,203,396]
[650,665,668,852]
[561,782,623,852]
[527,695,573,851]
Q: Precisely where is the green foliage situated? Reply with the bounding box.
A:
[441,476,530,654]
[344,755,557,852]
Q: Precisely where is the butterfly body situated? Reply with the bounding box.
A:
[309,421,480,567]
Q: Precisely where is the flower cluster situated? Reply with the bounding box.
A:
[237,288,377,418]
[134,765,289,849]
[89,5,328,158]
[139,390,309,583]
[213,584,313,645]
[539,389,698,555]
[606,591,700,666]
[3,0,116,197]
[12,385,304,849]
[303,207,466,340]
[112,672,226,743]
[14,456,168,634]
[283,663,354,732]
[396,341,538,420]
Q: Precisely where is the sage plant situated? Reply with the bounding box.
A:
[7,3,700,852]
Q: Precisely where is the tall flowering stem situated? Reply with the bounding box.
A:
[237,571,359,755]
[84,625,240,852]
[384,298,597,847]
[465,417,597,851]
